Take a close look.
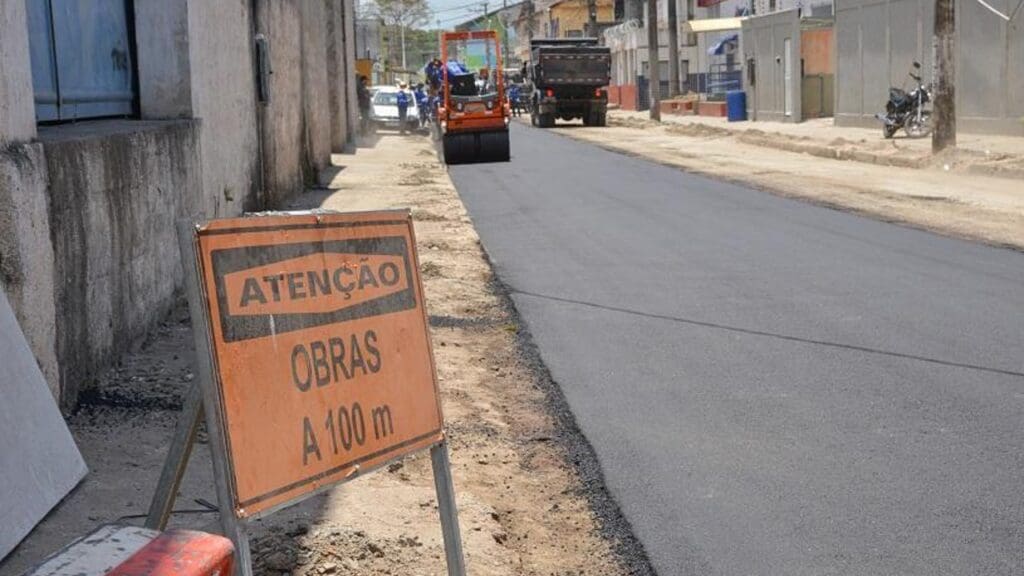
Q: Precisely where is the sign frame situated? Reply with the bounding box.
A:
[146,212,465,576]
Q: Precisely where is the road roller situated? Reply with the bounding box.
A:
[438,30,510,164]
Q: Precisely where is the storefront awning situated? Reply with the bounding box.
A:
[682,17,745,34]
[708,33,739,55]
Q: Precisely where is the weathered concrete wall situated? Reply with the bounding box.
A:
[835,0,1024,135]
[256,0,306,207]
[255,0,338,206]
[343,0,360,140]
[40,121,202,411]
[1,2,56,397]
[741,9,801,122]
[326,0,349,153]
[2,0,357,409]
[187,0,263,216]
[0,0,36,144]
[301,0,333,179]
[134,0,194,119]
[0,144,60,398]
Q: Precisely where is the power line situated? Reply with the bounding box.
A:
[430,0,487,13]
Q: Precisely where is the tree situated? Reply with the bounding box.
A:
[364,0,432,69]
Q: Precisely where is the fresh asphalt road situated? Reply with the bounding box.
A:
[447,122,1024,576]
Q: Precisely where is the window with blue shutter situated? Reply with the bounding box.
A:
[26,0,136,122]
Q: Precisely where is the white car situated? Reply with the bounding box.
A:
[370,86,420,132]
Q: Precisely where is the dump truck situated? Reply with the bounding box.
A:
[438,30,511,164]
[528,38,611,128]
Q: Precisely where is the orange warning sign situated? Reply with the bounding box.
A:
[190,211,443,518]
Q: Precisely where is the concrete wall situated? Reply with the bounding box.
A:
[955,0,1023,135]
[301,0,333,179]
[134,0,194,119]
[0,144,59,398]
[187,0,263,216]
[1,0,358,408]
[834,0,932,128]
[835,0,1024,136]
[326,0,350,153]
[741,9,801,122]
[256,0,306,206]
[0,1,57,396]
[40,121,202,411]
[0,1,36,144]
[344,1,360,140]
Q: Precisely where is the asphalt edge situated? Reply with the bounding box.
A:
[439,129,656,574]
[476,243,658,576]
[547,126,1024,256]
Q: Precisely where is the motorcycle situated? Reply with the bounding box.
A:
[876,61,932,139]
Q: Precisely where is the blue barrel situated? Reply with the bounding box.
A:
[726,90,747,122]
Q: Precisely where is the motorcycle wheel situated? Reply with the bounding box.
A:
[882,123,898,139]
[904,111,932,139]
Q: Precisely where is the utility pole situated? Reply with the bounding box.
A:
[503,0,511,62]
[437,18,443,55]
[666,0,679,96]
[646,0,661,120]
[401,23,407,69]
[932,0,955,152]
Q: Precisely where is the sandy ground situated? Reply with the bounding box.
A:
[0,132,648,576]
[541,113,1024,252]
[613,110,1024,174]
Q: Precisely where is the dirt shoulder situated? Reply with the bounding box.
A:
[610,110,1024,179]
[0,132,649,576]
[543,115,1024,252]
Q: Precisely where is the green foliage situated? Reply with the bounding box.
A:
[363,0,431,28]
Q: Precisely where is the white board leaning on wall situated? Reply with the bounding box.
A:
[0,290,87,560]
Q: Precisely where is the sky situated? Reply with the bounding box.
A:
[430,0,498,28]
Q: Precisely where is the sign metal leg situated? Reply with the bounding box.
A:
[144,382,204,530]
[177,221,254,576]
[431,441,467,576]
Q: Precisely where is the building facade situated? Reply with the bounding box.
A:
[605,0,831,109]
[1,0,360,410]
[834,0,1024,135]
[451,2,531,66]
[513,0,616,62]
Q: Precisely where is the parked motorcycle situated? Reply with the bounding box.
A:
[876,61,932,139]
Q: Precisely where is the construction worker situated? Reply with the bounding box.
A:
[424,58,443,94]
[396,82,411,135]
[508,83,521,117]
[356,75,372,135]
[414,83,429,127]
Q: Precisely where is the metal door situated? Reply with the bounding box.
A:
[26,0,135,122]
